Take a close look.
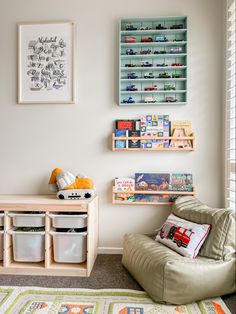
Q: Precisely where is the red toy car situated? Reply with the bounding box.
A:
[141,37,153,42]
[140,49,152,55]
[171,63,184,66]
[125,36,136,43]
[144,85,158,91]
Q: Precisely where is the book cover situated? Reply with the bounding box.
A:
[114,177,135,202]
[135,194,170,202]
[115,130,127,148]
[115,177,135,191]
[169,173,193,191]
[171,121,192,136]
[115,120,140,131]
[128,130,140,148]
[140,115,170,148]
[114,193,135,202]
[135,173,170,191]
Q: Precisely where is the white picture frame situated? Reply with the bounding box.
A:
[18,21,76,104]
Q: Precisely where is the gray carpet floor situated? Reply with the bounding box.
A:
[0,254,235,313]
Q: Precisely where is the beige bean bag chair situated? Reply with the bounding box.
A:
[122,196,236,304]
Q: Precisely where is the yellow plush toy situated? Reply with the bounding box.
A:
[49,168,95,200]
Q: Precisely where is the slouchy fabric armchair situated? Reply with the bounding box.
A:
[122,196,236,304]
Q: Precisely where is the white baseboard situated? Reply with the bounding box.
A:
[97,247,123,254]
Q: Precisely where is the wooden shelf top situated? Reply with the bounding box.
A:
[0,194,98,208]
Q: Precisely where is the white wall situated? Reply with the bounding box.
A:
[0,0,224,250]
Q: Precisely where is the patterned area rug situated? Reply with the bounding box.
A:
[0,287,231,314]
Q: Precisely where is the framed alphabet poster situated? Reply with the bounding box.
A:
[18,21,76,104]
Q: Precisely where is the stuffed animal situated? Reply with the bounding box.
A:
[49,168,95,200]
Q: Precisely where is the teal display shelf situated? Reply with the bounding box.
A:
[119,16,188,106]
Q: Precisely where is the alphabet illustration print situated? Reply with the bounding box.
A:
[27,36,67,91]
[18,22,75,103]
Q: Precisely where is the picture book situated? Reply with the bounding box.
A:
[128,130,141,148]
[115,120,140,131]
[114,193,135,202]
[140,115,170,148]
[115,177,135,191]
[114,177,135,202]
[135,194,170,203]
[171,121,192,136]
[135,173,170,191]
[115,129,127,148]
[169,173,193,191]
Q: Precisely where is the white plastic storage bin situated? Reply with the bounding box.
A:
[0,213,4,227]
[9,229,45,262]
[0,230,4,261]
[50,230,87,263]
[48,213,87,229]
[8,213,45,227]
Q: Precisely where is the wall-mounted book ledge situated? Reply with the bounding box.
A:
[112,133,195,151]
[112,187,195,205]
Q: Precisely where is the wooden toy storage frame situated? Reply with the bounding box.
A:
[0,195,98,277]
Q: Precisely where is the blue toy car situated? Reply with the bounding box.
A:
[127,73,138,79]
[155,35,168,42]
[122,97,135,104]
[126,49,137,55]
[126,84,138,91]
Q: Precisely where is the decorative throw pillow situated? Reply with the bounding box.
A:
[155,213,211,258]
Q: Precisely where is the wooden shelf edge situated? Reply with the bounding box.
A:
[112,201,173,205]
[113,188,195,195]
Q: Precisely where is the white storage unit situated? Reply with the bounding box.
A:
[49,213,87,229]
[0,230,4,261]
[50,230,87,263]
[9,229,45,262]
[0,213,4,227]
[8,213,45,227]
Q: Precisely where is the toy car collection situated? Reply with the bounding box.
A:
[155,35,168,42]
[139,26,152,30]
[164,84,176,90]
[156,63,168,67]
[154,50,166,54]
[144,85,158,91]
[122,97,135,104]
[165,96,177,102]
[126,84,138,91]
[125,63,136,67]
[158,72,171,78]
[125,36,136,43]
[171,63,184,66]
[172,73,182,78]
[170,47,183,53]
[170,24,184,29]
[126,49,137,55]
[156,24,167,30]
[144,96,157,103]
[127,73,138,79]
[140,49,152,55]
[141,37,153,42]
[141,61,153,67]
[144,72,155,79]
[126,24,138,31]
